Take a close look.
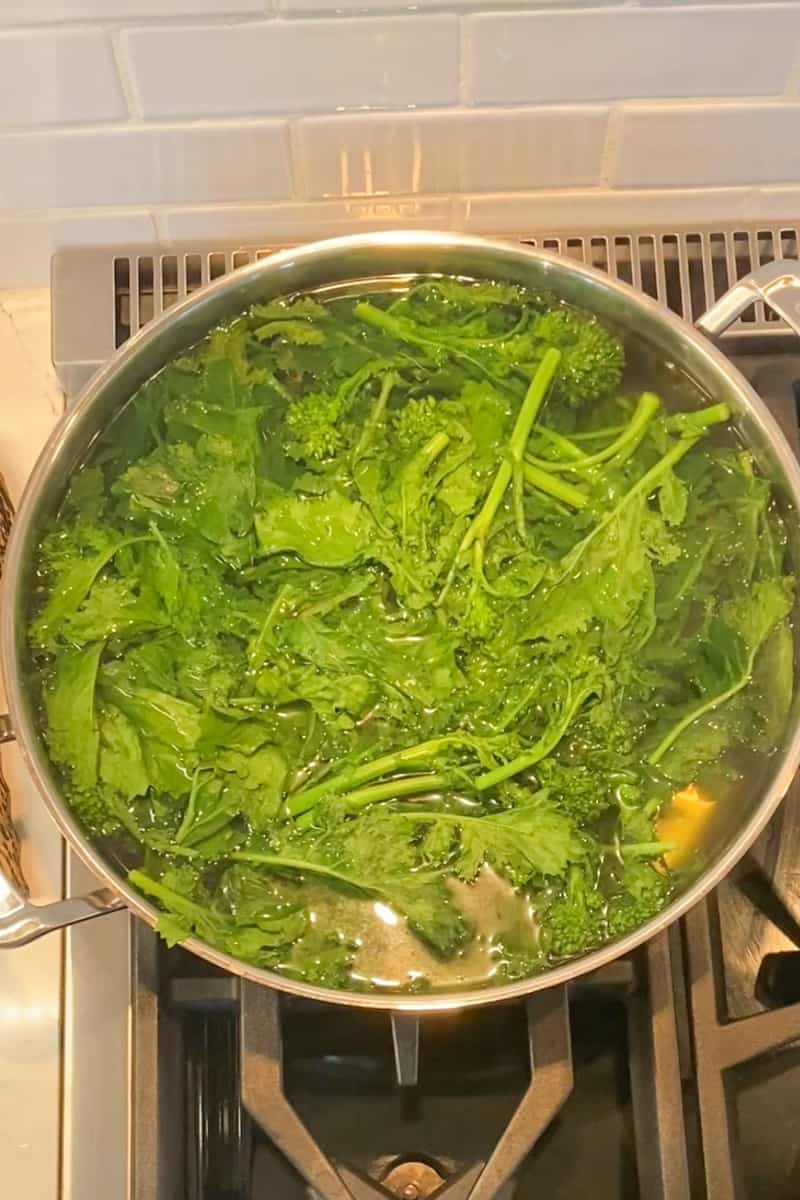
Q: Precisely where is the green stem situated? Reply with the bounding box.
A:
[474,683,597,791]
[249,582,291,670]
[293,773,451,823]
[666,402,730,434]
[286,734,477,816]
[129,868,214,927]
[523,461,587,509]
[337,356,399,404]
[434,353,562,606]
[616,841,677,859]
[401,431,451,543]
[573,391,660,470]
[175,767,204,844]
[344,772,452,811]
[297,574,370,621]
[356,299,526,350]
[569,423,627,441]
[354,301,520,395]
[351,370,396,464]
[558,433,707,585]
[231,851,367,891]
[528,392,661,475]
[647,668,754,766]
[461,348,562,556]
[531,425,584,461]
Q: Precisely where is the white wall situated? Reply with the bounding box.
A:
[2,1,800,284]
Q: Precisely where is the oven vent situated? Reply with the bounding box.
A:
[51,225,800,397]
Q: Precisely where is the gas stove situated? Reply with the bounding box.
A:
[49,224,800,1200]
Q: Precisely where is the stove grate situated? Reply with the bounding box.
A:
[51,223,800,399]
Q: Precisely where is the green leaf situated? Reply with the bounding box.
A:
[649,578,794,765]
[398,792,584,885]
[101,675,202,752]
[255,492,375,567]
[114,433,257,564]
[44,642,105,789]
[30,531,151,648]
[216,745,288,831]
[753,622,794,747]
[657,467,688,526]
[98,704,149,799]
[254,320,326,345]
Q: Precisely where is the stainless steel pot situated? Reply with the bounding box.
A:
[3,231,800,1013]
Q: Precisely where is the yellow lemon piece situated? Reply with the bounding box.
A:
[656,784,715,869]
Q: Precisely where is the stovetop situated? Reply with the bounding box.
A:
[50,224,800,1200]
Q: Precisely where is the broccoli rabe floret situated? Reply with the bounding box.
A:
[393,396,442,448]
[535,759,615,822]
[534,308,624,409]
[606,860,670,940]
[284,391,343,462]
[545,865,606,959]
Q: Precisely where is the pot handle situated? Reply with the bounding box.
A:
[0,875,124,948]
[696,260,800,338]
[0,719,123,948]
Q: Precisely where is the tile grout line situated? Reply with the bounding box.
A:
[599,104,625,189]
[458,13,471,107]
[286,119,307,203]
[5,182,800,226]
[783,37,800,96]
[0,95,797,141]
[109,30,142,121]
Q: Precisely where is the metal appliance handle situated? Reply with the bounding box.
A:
[697,259,800,339]
[0,719,123,947]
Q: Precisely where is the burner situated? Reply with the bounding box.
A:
[382,1160,445,1199]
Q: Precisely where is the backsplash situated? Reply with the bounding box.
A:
[1,1,800,285]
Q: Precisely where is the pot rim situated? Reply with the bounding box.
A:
[5,229,800,1011]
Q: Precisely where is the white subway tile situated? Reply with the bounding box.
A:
[0,0,266,20]
[0,122,292,209]
[612,102,800,188]
[458,107,609,192]
[154,195,454,243]
[751,185,800,222]
[296,107,609,199]
[0,210,158,289]
[296,113,460,198]
[466,7,800,104]
[122,17,459,118]
[0,29,125,127]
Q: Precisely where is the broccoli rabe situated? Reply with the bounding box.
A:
[606,861,671,940]
[393,396,442,448]
[533,308,624,408]
[284,390,343,462]
[545,865,607,959]
[534,758,619,822]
